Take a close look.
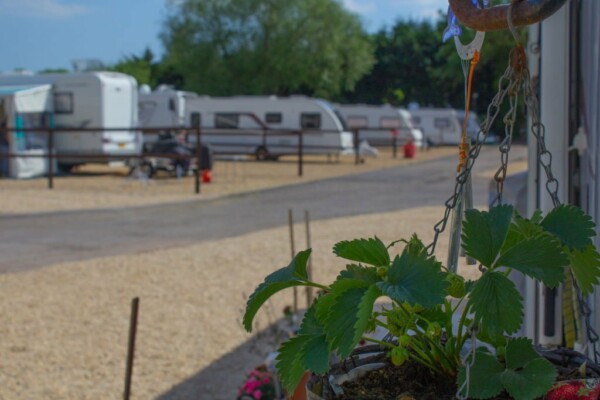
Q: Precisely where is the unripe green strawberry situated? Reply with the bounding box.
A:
[377,267,387,278]
[399,334,411,346]
[426,322,442,338]
[390,346,410,366]
[446,273,466,298]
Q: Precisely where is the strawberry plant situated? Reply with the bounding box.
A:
[243,204,600,399]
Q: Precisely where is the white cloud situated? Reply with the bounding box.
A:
[342,0,377,15]
[0,0,89,19]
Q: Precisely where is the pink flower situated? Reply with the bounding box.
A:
[253,389,262,399]
[263,378,270,384]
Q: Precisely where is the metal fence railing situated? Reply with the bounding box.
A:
[0,124,413,194]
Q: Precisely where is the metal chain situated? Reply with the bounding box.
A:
[523,68,600,364]
[490,79,521,207]
[427,52,516,256]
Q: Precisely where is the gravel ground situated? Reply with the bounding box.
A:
[0,146,527,400]
[0,205,483,400]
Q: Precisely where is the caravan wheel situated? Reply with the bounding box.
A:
[255,146,271,161]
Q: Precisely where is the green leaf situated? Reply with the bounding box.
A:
[468,271,523,335]
[243,249,311,331]
[457,351,504,399]
[504,337,542,369]
[301,334,329,373]
[276,307,330,393]
[502,215,545,252]
[333,237,390,267]
[569,245,600,295]
[377,251,448,308]
[276,335,309,394]
[338,264,381,284]
[501,359,557,400]
[495,234,568,287]
[322,284,381,358]
[501,338,557,400]
[462,205,513,268]
[541,204,596,251]
[458,339,557,400]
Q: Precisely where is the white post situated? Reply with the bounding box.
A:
[537,5,570,348]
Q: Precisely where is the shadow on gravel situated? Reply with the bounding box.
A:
[156,318,291,400]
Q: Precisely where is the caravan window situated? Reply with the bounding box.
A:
[190,112,201,128]
[300,113,321,129]
[379,117,401,129]
[434,117,451,129]
[265,113,282,124]
[53,92,73,114]
[346,116,368,129]
[215,113,239,128]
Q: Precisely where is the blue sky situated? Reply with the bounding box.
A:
[0,0,448,72]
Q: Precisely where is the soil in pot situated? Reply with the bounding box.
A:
[336,360,513,400]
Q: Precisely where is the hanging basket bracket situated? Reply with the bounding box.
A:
[448,0,568,32]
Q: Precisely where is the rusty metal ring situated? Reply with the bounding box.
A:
[448,0,568,32]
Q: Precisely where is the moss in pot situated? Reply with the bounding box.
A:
[243,204,600,399]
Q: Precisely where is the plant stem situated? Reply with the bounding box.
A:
[362,336,395,349]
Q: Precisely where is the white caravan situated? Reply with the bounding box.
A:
[184,95,354,160]
[0,84,55,178]
[334,103,423,148]
[409,108,464,145]
[138,85,198,143]
[0,72,140,170]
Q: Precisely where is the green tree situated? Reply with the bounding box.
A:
[160,0,374,97]
[112,47,156,86]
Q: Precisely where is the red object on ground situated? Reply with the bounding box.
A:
[202,169,212,183]
[403,139,416,159]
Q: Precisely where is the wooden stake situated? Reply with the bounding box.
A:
[305,210,313,308]
[124,297,139,400]
[288,209,298,314]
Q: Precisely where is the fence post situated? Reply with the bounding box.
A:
[48,128,54,189]
[298,131,304,177]
[194,124,201,194]
[392,134,398,159]
[353,129,360,165]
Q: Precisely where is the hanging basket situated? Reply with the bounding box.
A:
[306,345,388,400]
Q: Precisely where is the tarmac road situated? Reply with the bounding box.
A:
[0,145,527,273]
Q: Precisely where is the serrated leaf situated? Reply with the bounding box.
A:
[323,285,379,358]
[243,249,311,331]
[495,234,568,287]
[501,359,557,400]
[338,264,381,284]
[276,335,309,394]
[301,334,329,373]
[468,271,523,335]
[333,237,390,267]
[502,215,545,251]
[299,305,325,336]
[314,274,373,323]
[501,338,557,400]
[377,251,448,308]
[504,337,542,369]
[541,204,596,251]
[462,205,513,268]
[457,351,504,399]
[530,209,543,224]
[276,307,330,393]
[569,245,600,295]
